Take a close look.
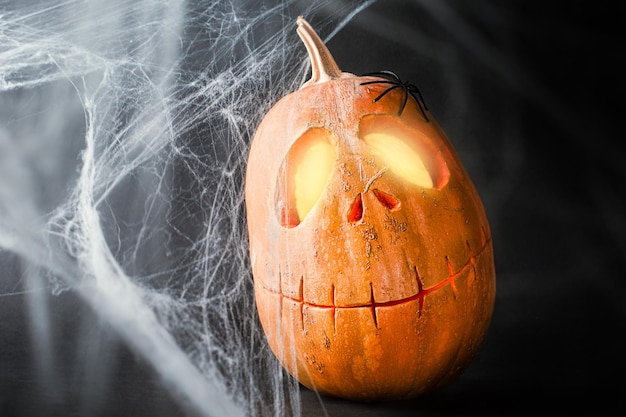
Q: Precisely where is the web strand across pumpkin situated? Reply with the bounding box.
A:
[360,70,430,121]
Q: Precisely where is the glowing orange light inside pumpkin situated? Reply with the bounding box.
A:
[275,128,335,226]
[364,132,433,188]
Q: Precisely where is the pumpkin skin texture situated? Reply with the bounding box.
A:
[245,17,496,401]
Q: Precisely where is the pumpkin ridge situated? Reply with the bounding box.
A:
[260,236,492,309]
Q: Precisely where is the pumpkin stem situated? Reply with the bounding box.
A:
[296,16,346,87]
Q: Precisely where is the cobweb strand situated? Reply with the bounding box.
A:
[0,0,374,416]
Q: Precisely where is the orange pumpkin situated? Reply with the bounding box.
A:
[245,17,495,401]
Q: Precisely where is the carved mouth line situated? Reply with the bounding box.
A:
[262,237,491,329]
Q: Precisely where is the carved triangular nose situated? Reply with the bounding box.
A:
[347,193,364,223]
[347,189,401,224]
[372,189,401,211]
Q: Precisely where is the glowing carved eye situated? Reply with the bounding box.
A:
[275,128,336,227]
[364,132,433,189]
[360,114,449,189]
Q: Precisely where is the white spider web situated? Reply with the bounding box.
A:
[0,0,375,415]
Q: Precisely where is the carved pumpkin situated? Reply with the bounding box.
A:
[245,17,496,401]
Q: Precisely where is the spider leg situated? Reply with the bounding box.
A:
[405,85,429,121]
[380,70,400,80]
[373,84,403,103]
[408,91,429,122]
[362,70,400,81]
[360,80,398,86]
[398,89,409,116]
[407,85,428,110]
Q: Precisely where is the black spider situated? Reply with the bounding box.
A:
[360,70,429,122]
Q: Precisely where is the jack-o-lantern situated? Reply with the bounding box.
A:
[245,17,495,401]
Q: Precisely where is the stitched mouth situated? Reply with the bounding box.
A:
[259,238,491,329]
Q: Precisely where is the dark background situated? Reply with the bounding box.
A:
[1,1,624,416]
[301,1,625,415]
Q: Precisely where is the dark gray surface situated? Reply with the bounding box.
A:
[1,1,624,416]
